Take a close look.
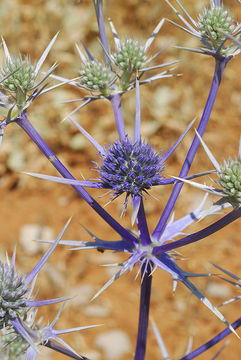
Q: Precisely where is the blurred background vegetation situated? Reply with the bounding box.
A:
[0,1,241,359]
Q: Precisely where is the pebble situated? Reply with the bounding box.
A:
[84,304,110,317]
[70,133,87,150]
[19,224,54,255]
[95,329,131,360]
[89,252,121,265]
[7,150,25,171]
[69,284,95,307]
[206,282,231,299]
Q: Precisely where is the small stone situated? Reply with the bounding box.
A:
[69,284,95,307]
[19,224,54,255]
[7,150,25,171]
[84,304,110,317]
[95,329,131,360]
[206,282,231,299]
[70,133,87,151]
[89,252,121,265]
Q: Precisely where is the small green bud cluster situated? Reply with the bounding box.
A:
[1,55,36,94]
[2,331,29,360]
[197,3,235,50]
[79,60,115,93]
[218,158,241,205]
[0,262,28,328]
[1,308,38,360]
[113,38,146,72]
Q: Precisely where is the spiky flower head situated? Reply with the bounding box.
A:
[79,59,115,95]
[218,157,241,205]
[197,1,235,50]
[1,55,37,95]
[0,34,60,121]
[0,261,28,329]
[112,38,147,72]
[98,136,165,198]
[165,0,241,58]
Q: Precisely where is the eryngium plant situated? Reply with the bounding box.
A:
[0,0,241,359]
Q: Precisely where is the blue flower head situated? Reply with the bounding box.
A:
[97,136,165,200]
[25,79,195,218]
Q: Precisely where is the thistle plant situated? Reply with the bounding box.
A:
[0,0,241,359]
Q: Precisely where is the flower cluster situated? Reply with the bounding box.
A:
[98,136,165,198]
[1,55,37,95]
[218,157,241,205]
[0,0,241,359]
[79,59,115,94]
[112,38,147,72]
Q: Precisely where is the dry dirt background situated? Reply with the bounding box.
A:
[0,0,241,359]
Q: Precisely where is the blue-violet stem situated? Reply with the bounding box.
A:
[110,94,126,140]
[152,57,230,241]
[153,207,241,255]
[136,198,152,246]
[180,316,241,360]
[134,264,152,360]
[45,340,91,360]
[16,111,137,247]
[93,0,110,65]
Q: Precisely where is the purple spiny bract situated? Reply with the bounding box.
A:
[98,136,165,198]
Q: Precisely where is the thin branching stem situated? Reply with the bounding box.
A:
[180,317,241,360]
[152,57,230,241]
[153,207,241,255]
[16,111,138,247]
[134,264,153,360]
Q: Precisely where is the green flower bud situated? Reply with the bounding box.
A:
[79,60,115,94]
[197,3,235,50]
[113,38,147,72]
[0,262,28,329]
[218,158,241,205]
[1,55,37,94]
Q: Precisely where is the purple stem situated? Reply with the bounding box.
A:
[45,340,91,360]
[180,317,241,360]
[93,0,110,65]
[110,94,126,140]
[136,198,152,246]
[16,112,137,247]
[153,207,241,255]
[152,58,230,241]
[134,265,152,360]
